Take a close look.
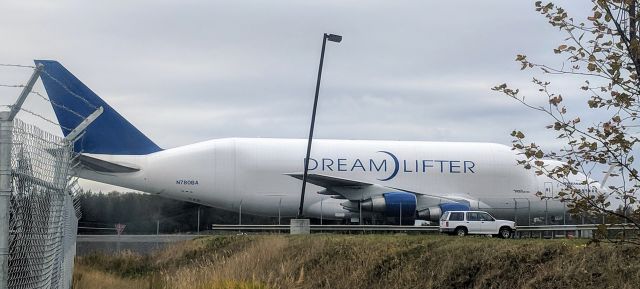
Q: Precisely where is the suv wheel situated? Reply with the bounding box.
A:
[454,227,467,237]
[498,227,512,239]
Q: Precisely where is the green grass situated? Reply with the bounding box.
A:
[74,235,640,289]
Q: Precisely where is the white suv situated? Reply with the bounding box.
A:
[439,211,516,238]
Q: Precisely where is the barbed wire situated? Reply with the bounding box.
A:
[3,63,101,116]
[0,83,26,88]
[40,70,99,110]
[2,104,72,131]
[0,63,35,69]
[31,90,85,119]
[2,63,103,136]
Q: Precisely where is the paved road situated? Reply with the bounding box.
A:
[76,234,200,255]
[78,234,199,242]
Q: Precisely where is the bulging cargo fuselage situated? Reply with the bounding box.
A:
[79,138,590,223]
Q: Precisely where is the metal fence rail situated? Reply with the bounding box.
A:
[209,223,637,236]
[211,224,438,232]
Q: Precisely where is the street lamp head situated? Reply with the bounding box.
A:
[326,33,342,43]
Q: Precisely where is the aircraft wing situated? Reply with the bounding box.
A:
[285,173,477,219]
[285,173,370,189]
[285,173,465,204]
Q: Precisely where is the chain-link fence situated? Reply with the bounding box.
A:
[5,118,80,289]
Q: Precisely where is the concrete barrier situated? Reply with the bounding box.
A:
[290,219,310,235]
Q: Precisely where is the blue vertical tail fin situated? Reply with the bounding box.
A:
[35,60,162,155]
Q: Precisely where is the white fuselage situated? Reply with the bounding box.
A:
[79,138,585,222]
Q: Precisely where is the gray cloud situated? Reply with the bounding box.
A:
[0,0,597,191]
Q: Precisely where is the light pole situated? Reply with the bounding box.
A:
[297,33,342,218]
[239,199,243,226]
[399,202,402,226]
[320,198,324,225]
[266,194,286,225]
[359,192,363,225]
[278,198,282,225]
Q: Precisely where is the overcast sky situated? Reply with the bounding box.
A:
[0,1,596,192]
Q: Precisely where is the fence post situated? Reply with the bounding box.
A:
[0,111,13,289]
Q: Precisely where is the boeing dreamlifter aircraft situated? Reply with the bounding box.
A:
[36,60,597,224]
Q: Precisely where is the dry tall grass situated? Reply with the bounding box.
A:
[74,235,640,289]
[73,265,151,289]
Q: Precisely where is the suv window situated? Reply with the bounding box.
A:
[478,212,495,221]
[466,212,480,221]
[449,212,464,221]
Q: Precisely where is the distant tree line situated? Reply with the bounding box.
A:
[77,191,277,234]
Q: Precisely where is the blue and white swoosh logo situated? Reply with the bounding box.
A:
[377,150,399,181]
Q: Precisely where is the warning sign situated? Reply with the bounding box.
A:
[115,223,126,235]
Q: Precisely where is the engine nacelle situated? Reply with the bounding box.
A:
[417,202,470,221]
[361,192,417,219]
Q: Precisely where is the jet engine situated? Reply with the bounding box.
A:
[360,192,417,219]
[417,202,470,221]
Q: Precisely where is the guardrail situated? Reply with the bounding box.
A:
[517,224,636,231]
[77,226,117,231]
[210,224,638,237]
[211,224,440,232]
